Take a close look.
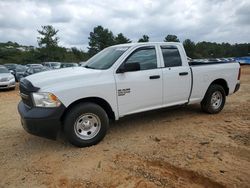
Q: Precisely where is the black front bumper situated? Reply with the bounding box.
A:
[18,101,65,139]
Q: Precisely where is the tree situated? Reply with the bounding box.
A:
[37,25,59,48]
[37,25,61,61]
[115,33,131,44]
[138,35,149,42]
[164,35,180,42]
[71,47,89,61]
[183,39,196,58]
[88,25,115,56]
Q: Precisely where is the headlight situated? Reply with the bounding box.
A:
[32,92,61,107]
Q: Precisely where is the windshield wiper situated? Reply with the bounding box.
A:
[84,65,97,69]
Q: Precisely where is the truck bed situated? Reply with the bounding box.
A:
[188,62,240,104]
[189,60,235,66]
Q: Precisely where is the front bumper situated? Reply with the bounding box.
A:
[18,101,66,139]
[0,80,15,89]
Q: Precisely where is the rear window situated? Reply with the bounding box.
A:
[161,46,182,67]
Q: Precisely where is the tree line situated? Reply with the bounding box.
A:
[0,25,249,65]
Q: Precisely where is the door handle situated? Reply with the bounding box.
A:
[179,72,188,76]
[149,75,160,79]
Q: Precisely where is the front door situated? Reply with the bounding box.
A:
[115,46,163,116]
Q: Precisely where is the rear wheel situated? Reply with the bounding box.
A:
[201,84,226,114]
[64,102,109,147]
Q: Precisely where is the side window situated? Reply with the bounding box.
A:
[161,46,182,67]
[27,68,32,74]
[125,47,157,70]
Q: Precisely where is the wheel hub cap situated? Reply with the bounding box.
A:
[211,91,222,110]
[74,113,101,140]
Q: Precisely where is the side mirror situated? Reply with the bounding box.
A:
[117,62,140,73]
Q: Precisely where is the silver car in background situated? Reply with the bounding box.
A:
[0,66,16,90]
[43,62,61,69]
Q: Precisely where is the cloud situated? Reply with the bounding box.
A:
[0,0,249,50]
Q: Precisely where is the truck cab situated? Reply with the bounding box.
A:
[113,43,192,116]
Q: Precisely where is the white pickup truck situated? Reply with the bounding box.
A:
[18,42,241,147]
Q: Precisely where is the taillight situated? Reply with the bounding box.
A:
[237,67,241,80]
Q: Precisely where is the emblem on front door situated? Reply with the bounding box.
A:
[118,88,131,96]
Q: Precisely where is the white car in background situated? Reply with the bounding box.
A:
[0,66,16,90]
[43,62,61,69]
[79,61,87,66]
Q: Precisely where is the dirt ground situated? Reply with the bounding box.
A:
[0,66,249,188]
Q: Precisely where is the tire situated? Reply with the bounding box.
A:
[201,84,226,114]
[64,102,109,147]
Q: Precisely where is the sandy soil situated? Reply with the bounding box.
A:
[0,66,249,188]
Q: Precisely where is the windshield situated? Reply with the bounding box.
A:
[28,64,42,67]
[61,63,78,68]
[16,65,27,72]
[0,67,9,73]
[4,64,16,69]
[33,68,45,73]
[85,46,130,70]
[51,62,60,66]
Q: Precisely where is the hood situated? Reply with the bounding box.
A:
[0,73,13,79]
[26,67,101,89]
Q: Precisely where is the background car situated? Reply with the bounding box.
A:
[79,61,87,66]
[60,63,79,68]
[23,66,50,77]
[43,62,61,69]
[26,64,43,68]
[15,65,28,81]
[3,63,18,75]
[0,66,16,90]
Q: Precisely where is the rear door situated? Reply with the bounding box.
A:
[115,46,163,116]
[160,45,192,106]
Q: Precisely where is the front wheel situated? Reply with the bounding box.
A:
[64,102,109,147]
[201,84,226,114]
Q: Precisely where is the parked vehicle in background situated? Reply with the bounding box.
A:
[187,57,192,62]
[18,42,241,147]
[79,61,87,66]
[15,65,28,82]
[0,66,16,90]
[227,58,235,61]
[60,63,79,68]
[192,58,235,63]
[235,57,250,65]
[3,63,18,75]
[219,58,229,62]
[26,64,43,68]
[23,66,50,77]
[43,62,61,69]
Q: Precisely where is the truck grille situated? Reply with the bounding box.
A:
[19,79,40,107]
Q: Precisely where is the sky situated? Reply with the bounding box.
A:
[0,0,249,50]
